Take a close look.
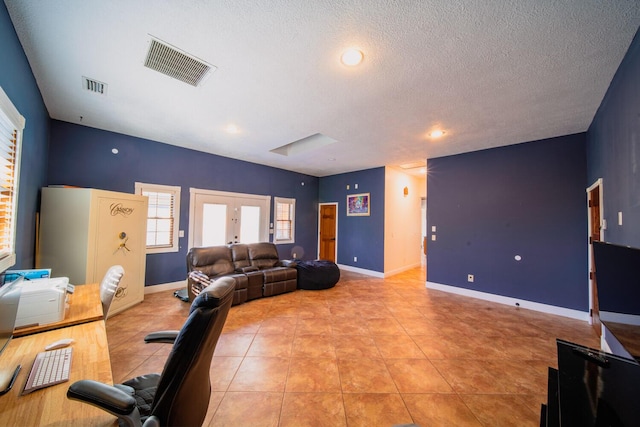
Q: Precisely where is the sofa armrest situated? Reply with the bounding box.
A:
[280,259,298,268]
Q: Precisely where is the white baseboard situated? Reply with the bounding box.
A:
[383,262,422,278]
[425,281,590,321]
[600,311,640,326]
[144,280,185,295]
[601,324,634,359]
[337,264,385,278]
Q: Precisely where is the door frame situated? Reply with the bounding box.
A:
[318,202,338,261]
[188,188,271,249]
[586,178,604,326]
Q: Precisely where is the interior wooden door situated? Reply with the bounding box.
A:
[319,204,337,262]
[588,184,602,336]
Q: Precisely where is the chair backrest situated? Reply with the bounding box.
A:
[150,276,235,426]
[100,265,125,319]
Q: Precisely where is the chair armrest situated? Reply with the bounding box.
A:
[144,331,179,344]
[142,416,161,427]
[67,379,139,418]
[280,259,298,268]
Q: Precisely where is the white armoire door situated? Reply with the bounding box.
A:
[91,195,147,315]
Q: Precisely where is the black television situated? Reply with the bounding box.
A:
[556,339,640,426]
[592,241,640,321]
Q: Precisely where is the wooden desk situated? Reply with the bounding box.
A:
[14,283,103,338]
[0,321,116,426]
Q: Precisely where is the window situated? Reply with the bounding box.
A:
[274,197,295,244]
[0,87,24,273]
[135,183,181,254]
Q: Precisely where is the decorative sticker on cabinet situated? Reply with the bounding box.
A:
[110,203,135,217]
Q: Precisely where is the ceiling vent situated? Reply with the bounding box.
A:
[144,37,216,87]
[82,77,107,95]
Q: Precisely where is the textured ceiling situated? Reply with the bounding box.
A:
[5,0,640,177]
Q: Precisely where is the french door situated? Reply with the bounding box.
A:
[189,189,270,248]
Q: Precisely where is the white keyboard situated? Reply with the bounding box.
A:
[22,347,73,395]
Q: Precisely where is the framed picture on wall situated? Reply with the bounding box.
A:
[347,193,370,216]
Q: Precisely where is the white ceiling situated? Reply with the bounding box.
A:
[5,0,640,177]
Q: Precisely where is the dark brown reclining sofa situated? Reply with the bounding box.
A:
[186,242,297,305]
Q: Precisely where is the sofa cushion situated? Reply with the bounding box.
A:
[187,246,234,277]
[247,242,280,269]
[262,266,297,284]
[231,244,252,271]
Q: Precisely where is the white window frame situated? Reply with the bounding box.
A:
[274,197,295,244]
[0,87,25,273]
[135,182,181,254]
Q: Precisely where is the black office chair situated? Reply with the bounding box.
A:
[67,276,236,427]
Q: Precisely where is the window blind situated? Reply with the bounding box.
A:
[275,202,292,240]
[274,197,295,244]
[0,87,24,272]
[143,190,175,248]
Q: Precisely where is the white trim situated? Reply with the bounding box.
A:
[0,87,26,130]
[273,197,295,244]
[144,280,185,294]
[425,281,590,321]
[600,311,640,326]
[318,202,338,261]
[337,264,384,278]
[384,262,422,277]
[135,182,181,254]
[600,332,613,354]
[0,87,24,273]
[586,178,604,325]
[601,324,633,359]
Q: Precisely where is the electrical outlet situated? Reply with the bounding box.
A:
[354,256,358,262]
[467,274,474,282]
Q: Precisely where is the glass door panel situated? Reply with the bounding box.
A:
[201,203,227,246]
[239,205,260,243]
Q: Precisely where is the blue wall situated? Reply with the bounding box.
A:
[427,134,588,311]
[319,167,385,272]
[0,3,50,269]
[587,27,640,248]
[48,120,319,286]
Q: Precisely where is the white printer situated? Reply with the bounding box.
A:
[15,277,69,328]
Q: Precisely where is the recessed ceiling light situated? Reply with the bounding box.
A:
[225,124,240,134]
[341,48,364,66]
[429,130,445,138]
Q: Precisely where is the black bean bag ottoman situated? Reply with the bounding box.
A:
[296,260,340,290]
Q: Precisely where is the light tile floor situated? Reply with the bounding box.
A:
[106,267,600,427]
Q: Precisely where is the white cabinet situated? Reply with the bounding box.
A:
[38,187,148,316]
